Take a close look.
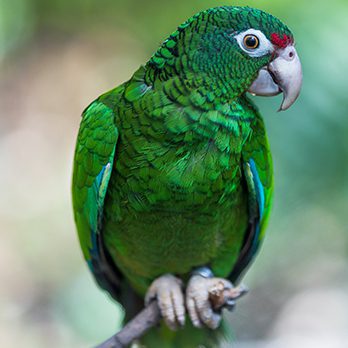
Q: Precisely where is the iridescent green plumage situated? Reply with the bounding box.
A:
[72,6,295,347]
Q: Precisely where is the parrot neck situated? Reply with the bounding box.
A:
[121,64,258,155]
[146,63,258,106]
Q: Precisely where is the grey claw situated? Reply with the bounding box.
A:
[186,275,234,330]
[226,299,236,311]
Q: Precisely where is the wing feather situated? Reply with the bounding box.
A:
[229,114,273,282]
[72,100,122,297]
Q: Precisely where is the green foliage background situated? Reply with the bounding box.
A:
[1,1,347,347]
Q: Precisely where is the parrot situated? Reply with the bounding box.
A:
[72,6,302,348]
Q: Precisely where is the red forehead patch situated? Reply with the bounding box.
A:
[271,33,293,48]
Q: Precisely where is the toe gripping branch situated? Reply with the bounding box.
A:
[191,266,249,311]
[96,269,248,348]
[208,281,248,312]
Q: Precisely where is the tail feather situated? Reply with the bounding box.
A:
[138,320,233,348]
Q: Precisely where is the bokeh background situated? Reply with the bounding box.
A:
[1,0,347,347]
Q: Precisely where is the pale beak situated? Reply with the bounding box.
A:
[248,45,303,111]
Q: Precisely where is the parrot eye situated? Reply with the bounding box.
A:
[234,29,273,58]
[243,35,260,50]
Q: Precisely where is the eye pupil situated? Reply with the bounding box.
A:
[244,35,259,49]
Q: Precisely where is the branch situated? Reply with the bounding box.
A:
[95,283,248,348]
[95,301,160,348]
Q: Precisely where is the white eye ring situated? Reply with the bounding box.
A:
[234,29,274,58]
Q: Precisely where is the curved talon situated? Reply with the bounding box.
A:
[225,299,236,311]
[145,274,185,330]
[186,275,235,329]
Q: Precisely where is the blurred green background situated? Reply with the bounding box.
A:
[1,0,347,347]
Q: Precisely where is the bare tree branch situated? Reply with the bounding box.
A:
[95,301,160,348]
[95,284,248,348]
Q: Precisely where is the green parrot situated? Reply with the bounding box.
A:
[72,6,302,347]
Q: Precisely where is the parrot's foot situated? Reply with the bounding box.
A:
[145,274,185,330]
[186,275,237,329]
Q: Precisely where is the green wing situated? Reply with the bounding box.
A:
[72,99,121,296]
[230,112,274,281]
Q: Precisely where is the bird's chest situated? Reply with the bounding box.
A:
[104,141,248,290]
[103,133,249,287]
[113,140,243,213]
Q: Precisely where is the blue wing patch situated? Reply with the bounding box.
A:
[229,158,266,282]
[86,162,123,299]
[249,159,265,220]
[86,163,112,265]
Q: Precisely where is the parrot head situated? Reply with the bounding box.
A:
[150,6,302,110]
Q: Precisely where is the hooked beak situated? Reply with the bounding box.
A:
[248,45,303,111]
